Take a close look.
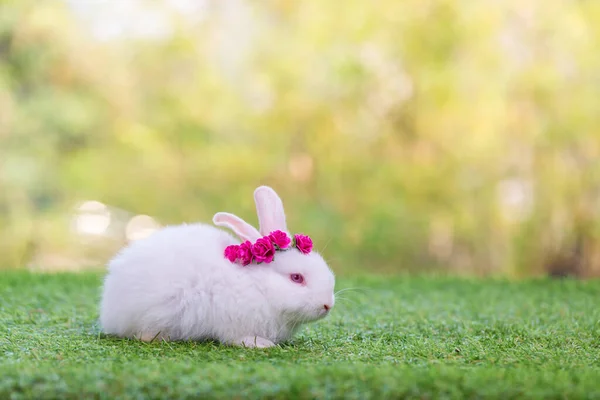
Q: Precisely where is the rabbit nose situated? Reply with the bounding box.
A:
[323,304,330,311]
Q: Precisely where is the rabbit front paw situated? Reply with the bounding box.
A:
[235,336,276,348]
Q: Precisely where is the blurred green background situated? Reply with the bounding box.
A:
[1,0,599,277]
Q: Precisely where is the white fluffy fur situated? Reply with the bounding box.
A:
[99,187,335,347]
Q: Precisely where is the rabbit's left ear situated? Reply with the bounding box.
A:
[213,212,261,242]
[254,186,288,236]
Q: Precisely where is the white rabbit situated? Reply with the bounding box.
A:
[99,186,335,348]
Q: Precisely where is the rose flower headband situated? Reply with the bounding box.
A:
[224,230,313,266]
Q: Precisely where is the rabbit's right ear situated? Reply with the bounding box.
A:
[213,212,261,242]
[254,186,288,236]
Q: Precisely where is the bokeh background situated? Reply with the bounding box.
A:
[1,0,599,277]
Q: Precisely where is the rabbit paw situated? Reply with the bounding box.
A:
[235,336,276,348]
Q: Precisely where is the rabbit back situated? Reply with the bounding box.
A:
[99,223,254,341]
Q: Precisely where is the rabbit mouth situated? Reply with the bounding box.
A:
[318,307,331,317]
[286,304,332,324]
[287,311,326,324]
[306,307,332,321]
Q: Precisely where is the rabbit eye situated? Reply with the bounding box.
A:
[290,273,304,284]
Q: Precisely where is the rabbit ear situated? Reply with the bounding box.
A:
[254,186,288,236]
[213,212,261,242]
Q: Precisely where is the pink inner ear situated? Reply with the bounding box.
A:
[213,212,261,242]
[254,186,288,236]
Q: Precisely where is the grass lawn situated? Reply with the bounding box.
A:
[1,271,599,399]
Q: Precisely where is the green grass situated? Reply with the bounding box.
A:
[1,271,600,399]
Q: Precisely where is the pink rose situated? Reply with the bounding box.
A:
[269,230,291,249]
[224,245,240,262]
[252,236,275,263]
[237,241,254,266]
[294,234,313,254]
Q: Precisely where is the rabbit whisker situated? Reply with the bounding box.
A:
[319,237,334,253]
[334,287,366,296]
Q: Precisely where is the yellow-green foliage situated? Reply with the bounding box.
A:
[1,0,599,276]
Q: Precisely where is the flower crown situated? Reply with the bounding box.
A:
[224,230,313,266]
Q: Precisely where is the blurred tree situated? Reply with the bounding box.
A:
[0,0,599,276]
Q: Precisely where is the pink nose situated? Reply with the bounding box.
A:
[323,304,330,311]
